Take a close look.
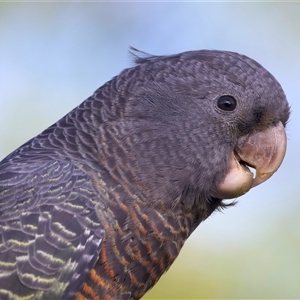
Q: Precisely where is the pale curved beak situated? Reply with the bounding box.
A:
[214,122,287,199]
[236,121,287,187]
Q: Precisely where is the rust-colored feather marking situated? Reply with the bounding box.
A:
[0,48,290,299]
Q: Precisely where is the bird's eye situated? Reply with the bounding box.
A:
[217,95,237,111]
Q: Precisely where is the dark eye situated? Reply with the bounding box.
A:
[217,95,237,111]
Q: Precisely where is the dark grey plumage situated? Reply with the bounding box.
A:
[0,48,290,300]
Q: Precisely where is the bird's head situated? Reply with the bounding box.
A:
[104,48,290,205]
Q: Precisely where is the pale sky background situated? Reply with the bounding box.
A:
[0,2,300,298]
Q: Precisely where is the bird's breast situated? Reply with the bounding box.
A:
[77,200,190,299]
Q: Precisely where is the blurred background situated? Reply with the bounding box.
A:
[0,2,300,299]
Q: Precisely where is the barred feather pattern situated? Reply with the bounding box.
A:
[0,49,290,299]
[0,79,202,300]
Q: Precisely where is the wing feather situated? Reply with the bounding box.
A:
[0,155,105,299]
